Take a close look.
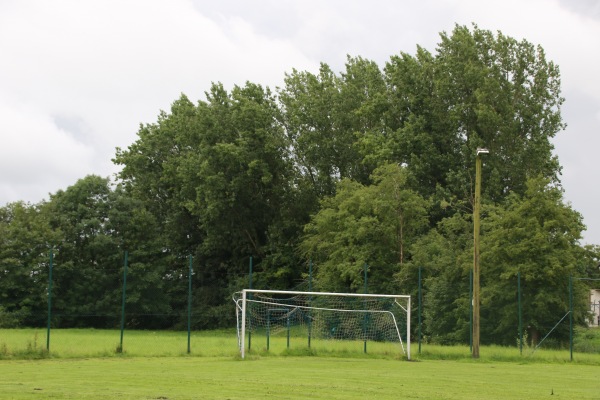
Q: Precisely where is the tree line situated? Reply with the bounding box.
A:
[1,25,598,345]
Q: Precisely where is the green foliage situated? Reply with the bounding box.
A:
[381,24,564,211]
[279,63,362,197]
[1,24,593,345]
[0,201,58,326]
[481,176,586,344]
[410,213,473,344]
[0,305,22,328]
[573,327,600,353]
[301,164,429,293]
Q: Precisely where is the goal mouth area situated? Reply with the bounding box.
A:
[233,289,411,360]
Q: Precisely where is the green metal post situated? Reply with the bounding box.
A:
[308,260,312,348]
[363,263,368,354]
[266,309,271,351]
[119,251,128,353]
[46,249,53,351]
[248,256,253,351]
[309,260,313,292]
[418,266,422,354]
[187,255,193,354]
[249,256,253,290]
[569,274,573,361]
[287,316,290,349]
[518,270,523,355]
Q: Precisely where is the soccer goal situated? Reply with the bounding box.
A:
[232,289,411,360]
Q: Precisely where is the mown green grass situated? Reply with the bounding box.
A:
[0,328,241,359]
[1,356,600,399]
[2,328,600,399]
[2,327,600,363]
[574,326,600,353]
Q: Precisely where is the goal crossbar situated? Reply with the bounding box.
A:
[234,289,411,360]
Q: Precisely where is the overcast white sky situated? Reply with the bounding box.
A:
[1,0,599,245]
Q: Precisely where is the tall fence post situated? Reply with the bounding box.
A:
[119,251,128,353]
[308,259,312,348]
[418,266,422,355]
[46,248,54,351]
[518,270,523,355]
[187,255,193,354]
[363,263,368,354]
[569,274,573,361]
[248,256,253,351]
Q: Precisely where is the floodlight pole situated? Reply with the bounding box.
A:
[473,147,488,359]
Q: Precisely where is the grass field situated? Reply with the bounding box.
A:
[2,356,600,399]
[1,328,600,399]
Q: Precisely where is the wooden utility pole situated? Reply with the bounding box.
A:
[473,147,488,359]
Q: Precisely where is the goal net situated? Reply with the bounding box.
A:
[233,289,411,359]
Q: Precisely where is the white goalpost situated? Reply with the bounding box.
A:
[233,289,411,360]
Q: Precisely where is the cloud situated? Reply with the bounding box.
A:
[0,0,316,204]
[443,0,600,244]
[1,0,599,244]
[0,98,95,203]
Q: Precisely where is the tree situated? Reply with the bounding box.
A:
[114,94,202,257]
[481,176,587,345]
[278,58,388,198]
[187,83,291,261]
[46,175,122,327]
[115,82,303,326]
[408,213,473,344]
[380,24,565,215]
[108,24,575,335]
[301,164,429,293]
[0,201,58,326]
[107,184,177,329]
[46,175,173,328]
[383,47,455,201]
[431,24,564,203]
[188,82,305,322]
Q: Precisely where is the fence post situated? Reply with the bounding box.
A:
[248,256,253,351]
[46,248,54,351]
[363,263,368,354]
[119,251,128,353]
[187,255,193,354]
[418,266,422,354]
[569,274,573,361]
[518,270,523,355]
[308,259,312,348]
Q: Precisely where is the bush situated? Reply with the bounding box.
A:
[0,307,22,328]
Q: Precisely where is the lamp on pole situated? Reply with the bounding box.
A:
[473,147,488,359]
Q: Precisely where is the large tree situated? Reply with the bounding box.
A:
[114,94,202,257]
[0,201,59,326]
[108,24,577,336]
[46,175,124,327]
[278,24,565,224]
[381,24,564,210]
[407,213,473,344]
[115,82,304,326]
[46,175,174,328]
[481,176,587,345]
[278,58,388,197]
[301,164,429,293]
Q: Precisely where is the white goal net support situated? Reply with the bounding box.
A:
[233,289,411,360]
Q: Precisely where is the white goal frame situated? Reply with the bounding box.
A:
[234,289,411,360]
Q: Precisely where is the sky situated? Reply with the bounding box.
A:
[1,0,599,245]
